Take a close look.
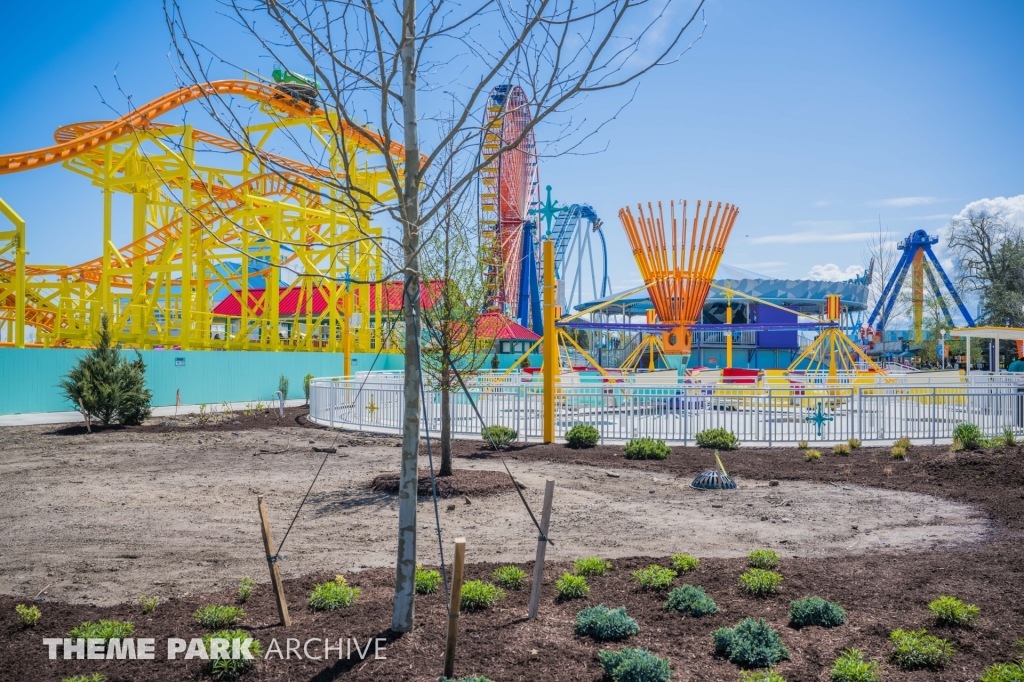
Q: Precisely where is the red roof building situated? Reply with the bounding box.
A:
[474,311,540,341]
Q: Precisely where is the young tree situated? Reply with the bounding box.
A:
[60,315,153,428]
[420,205,491,476]
[166,0,708,632]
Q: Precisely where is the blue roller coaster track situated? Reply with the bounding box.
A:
[548,203,610,311]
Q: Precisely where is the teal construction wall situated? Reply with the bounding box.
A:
[0,348,404,415]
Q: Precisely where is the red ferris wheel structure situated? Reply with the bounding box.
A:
[479,84,541,327]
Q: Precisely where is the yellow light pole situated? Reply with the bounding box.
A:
[725,289,733,369]
[543,238,556,443]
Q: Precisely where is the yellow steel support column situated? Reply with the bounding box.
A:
[100,152,113,335]
[269,205,281,351]
[180,125,193,349]
[543,238,556,443]
[725,292,733,369]
[343,283,353,378]
[912,249,924,344]
[0,198,26,348]
[131,191,147,340]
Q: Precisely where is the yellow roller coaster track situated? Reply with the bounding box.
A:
[0,78,403,353]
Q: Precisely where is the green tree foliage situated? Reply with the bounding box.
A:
[59,316,152,426]
[713,618,790,669]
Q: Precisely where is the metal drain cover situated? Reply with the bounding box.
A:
[690,470,737,490]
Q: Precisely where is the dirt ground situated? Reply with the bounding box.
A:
[0,417,988,606]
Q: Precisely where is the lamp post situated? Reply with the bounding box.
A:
[940,329,946,370]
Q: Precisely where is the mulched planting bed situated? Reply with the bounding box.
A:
[450,439,1024,532]
[369,468,522,498]
[2,546,1022,681]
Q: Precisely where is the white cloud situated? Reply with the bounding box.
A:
[808,263,864,281]
[750,231,875,245]
[954,194,1024,224]
[869,196,940,208]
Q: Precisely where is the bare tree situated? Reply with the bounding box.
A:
[862,219,910,337]
[947,210,1024,326]
[165,0,708,632]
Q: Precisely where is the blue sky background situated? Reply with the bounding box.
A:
[2,0,1023,292]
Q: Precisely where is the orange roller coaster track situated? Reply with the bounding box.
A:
[0,77,403,353]
[619,199,739,356]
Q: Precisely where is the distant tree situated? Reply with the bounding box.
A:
[60,315,152,428]
[947,210,1024,327]
[862,220,911,337]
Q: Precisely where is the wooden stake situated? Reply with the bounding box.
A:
[257,496,291,627]
[528,479,555,620]
[443,537,467,679]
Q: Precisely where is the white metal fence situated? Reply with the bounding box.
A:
[309,374,1024,445]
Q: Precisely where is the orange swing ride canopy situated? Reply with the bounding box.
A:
[618,199,739,354]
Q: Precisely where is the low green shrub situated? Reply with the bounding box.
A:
[575,604,640,640]
[1002,427,1017,447]
[631,565,677,591]
[980,661,1024,682]
[574,557,612,576]
[623,438,671,460]
[139,595,159,615]
[740,671,787,682]
[671,553,701,573]
[308,576,360,611]
[202,629,262,680]
[67,620,135,644]
[193,605,246,629]
[481,425,517,449]
[15,603,40,627]
[894,436,912,450]
[748,549,781,570]
[713,617,790,668]
[833,443,851,456]
[460,580,505,611]
[928,595,979,627]
[891,445,907,460]
[556,573,590,600]
[848,438,862,449]
[788,596,846,628]
[953,422,984,450]
[598,647,672,682]
[695,427,739,450]
[492,565,528,590]
[61,675,107,682]
[830,648,880,682]
[416,565,443,594]
[565,424,601,449]
[238,576,255,603]
[739,569,783,597]
[797,440,809,449]
[805,449,822,461]
[665,585,718,617]
[889,628,954,670]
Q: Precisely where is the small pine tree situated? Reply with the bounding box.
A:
[491,352,500,370]
[59,316,152,427]
[303,373,314,405]
[278,375,289,400]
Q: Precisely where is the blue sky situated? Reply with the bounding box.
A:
[2,0,1023,291]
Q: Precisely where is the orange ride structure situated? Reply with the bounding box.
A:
[0,78,402,354]
[618,199,740,365]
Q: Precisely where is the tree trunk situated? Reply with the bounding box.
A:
[392,0,420,634]
[440,366,452,476]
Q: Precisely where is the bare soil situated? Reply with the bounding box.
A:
[0,413,1022,681]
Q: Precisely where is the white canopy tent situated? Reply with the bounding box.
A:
[949,326,1024,374]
